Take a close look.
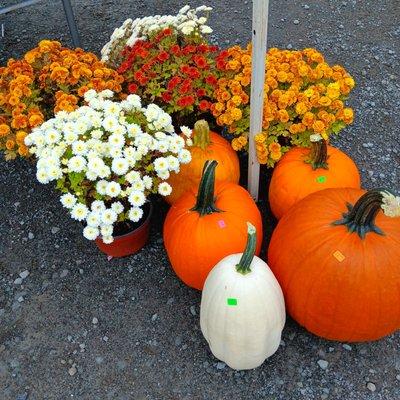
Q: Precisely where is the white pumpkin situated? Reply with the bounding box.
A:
[200,222,286,370]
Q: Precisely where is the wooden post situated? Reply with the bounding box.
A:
[248,0,269,200]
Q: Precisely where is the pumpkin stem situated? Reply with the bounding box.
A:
[332,188,399,238]
[236,222,257,275]
[191,160,223,216]
[192,120,211,150]
[306,134,328,170]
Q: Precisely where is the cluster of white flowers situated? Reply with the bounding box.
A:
[25,90,192,243]
[101,5,213,67]
[381,190,400,218]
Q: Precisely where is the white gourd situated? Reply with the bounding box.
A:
[200,222,286,370]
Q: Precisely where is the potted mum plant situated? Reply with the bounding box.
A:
[101,5,220,129]
[211,46,356,167]
[25,89,192,257]
[0,40,123,160]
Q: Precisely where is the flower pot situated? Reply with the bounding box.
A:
[95,203,153,258]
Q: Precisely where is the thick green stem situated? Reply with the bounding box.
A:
[192,120,211,150]
[191,160,222,216]
[306,137,329,170]
[332,189,390,238]
[236,223,257,275]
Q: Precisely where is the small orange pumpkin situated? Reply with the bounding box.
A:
[269,136,361,219]
[268,187,400,342]
[166,120,240,204]
[164,160,262,290]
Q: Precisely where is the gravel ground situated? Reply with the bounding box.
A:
[0,1,399,399]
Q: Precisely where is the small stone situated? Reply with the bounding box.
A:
[396,374,400,381]
[167,297,175,305]
[287,44,293,49]
[216,362,226,370]
[288,332,296,340]
[190,305,196,316]
[304,4,310,9]
[342,344,352,351]
[95,356,104,364]
[317,360,329,370]
[17,296,24,303]
[102,336,109,342]
[60,269,69,278]
[293,19,300,25]
[14,278,23,285]
[19,270,29,279]
[28,232,34,240]
[60,359,66,364]
[366,382,376,392]
[328,347,335,352]
[79,269,84,274]
[280,340,286,347]
[0,344,5,352]
[51,227,60,234]
[151,313,158,322]
[92,317,98,325]
[68,366,77,376]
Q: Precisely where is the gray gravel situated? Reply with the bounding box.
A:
[0,1,399,399]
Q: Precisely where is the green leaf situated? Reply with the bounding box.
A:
[331,120,346,134]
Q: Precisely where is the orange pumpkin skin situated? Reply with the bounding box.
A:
[166,130,240,205]
[269,145,361,219]
[268,188,400,342]
[164,181,263,290]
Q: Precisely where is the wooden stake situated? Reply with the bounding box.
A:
[248,0,269,200]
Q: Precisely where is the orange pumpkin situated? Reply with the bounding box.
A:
[269,136,361,219]
[268,187,400,342]
[164,160,262,290]
[166,120,240,204]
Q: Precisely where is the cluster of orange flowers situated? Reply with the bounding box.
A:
[0,40,124,159]
[211,45,355,166]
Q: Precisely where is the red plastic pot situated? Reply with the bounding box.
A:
[95,203,152,258]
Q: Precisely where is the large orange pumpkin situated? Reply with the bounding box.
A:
[166,120,240,204]
[269,136,361,219]
[268,187,400,342]
[164,160,262,290]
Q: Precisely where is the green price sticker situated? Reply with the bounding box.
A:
[316,175,327,184]
[227,298,238,306]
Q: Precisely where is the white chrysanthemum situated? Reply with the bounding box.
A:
[144,104,161,122]
[181,25,194,35]
[91,200,106,212]
[91,129,103,139]
[100,224,113,237]
[99,89,114,99]
[102,116,119,132]
[136,145,149,156]
[111,201,124,214]
[72,140,88,156]
[157,140,169,153]
[68,156,87,173]
[103,100,121,116]
[128,190,146,207]
[157,170,170,180]
[108,133,125,148]
[48,166,63,180]
[180,126,192,138]
[86,170,98,181]
[99,166,111,179]
[178,149,192,164]
[111,157,129,175]
[126,170,141,184]
[126,94,141,108]
[36,169,50,184]
[88,157,105,172]
[186,138,193,147]
[132,180,145,191]
[142,175,153,190]
[200,25,213,34]
[158,182,172,196]
[381,191,400,217]
[154,157,169,172]
[96,180,108,195]
[86,211,101,227]
[60,193,77,209]
[128,207,144,222]
[102,235,114,244]
[155,131,166,140]
[109,146,123,159]
[84,89,98,102]
[112,124,127,136]
[71,203,89,221]
[127,123,142,137]
[45,129,61,145]
[106,181,121,198]
[101,209,118,225]
[167,155,180,172]
[83,226,99,241]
